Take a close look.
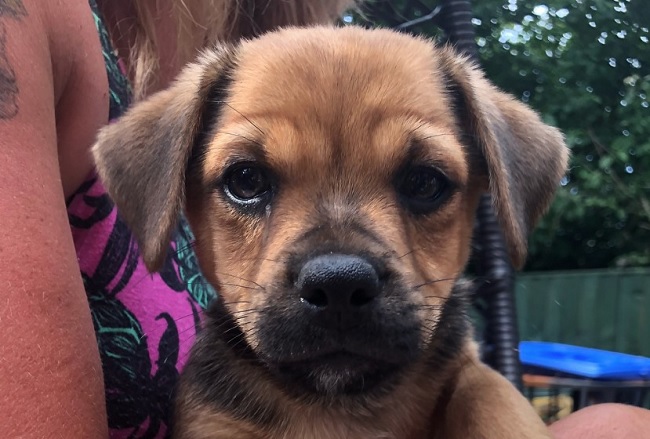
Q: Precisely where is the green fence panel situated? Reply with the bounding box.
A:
[515,268,650,357]
[616,272,649,355]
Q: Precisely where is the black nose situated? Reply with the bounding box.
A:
[296,254,380,312]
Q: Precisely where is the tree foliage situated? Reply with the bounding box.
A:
[348,0,650,270]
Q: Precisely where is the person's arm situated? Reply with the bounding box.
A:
[0,1,108,437]
[550,403,650,439]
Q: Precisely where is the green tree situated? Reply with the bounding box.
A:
[474,0,650,270]
[348,0,650,270]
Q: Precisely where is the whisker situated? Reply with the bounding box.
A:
[214,101,266,137]
[171,312,202,324]
[218,326,250,347]
[228,306,260,313]
[178,325,200,338]
[416,304,445,309]
[419,133,458,141]
[236,256,283,264]
[214,130,266,149]
[222,322,250,337]
[231,309,262,318]
[229,328,262,351]
[397,247,422,260]
[408,120,429,136]
[172,320,259,364]
[216,272,266,290]
[221,300,253,306]
[219,282,263,291]
[419,294,449,300]
[173,242,197,254]
[171,250,282,266]
[208,318,244,334]
[412,276,458,289]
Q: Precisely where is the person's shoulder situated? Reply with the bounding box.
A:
[1,0,110,195]
[0,4,110,438]
[25,0,108,102]
[1,0,107,115]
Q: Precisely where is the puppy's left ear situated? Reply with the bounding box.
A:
[439,50,570,269]
[92,46,237,272]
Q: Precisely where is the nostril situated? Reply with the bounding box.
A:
[300,288,329,308]
[296,254,381,312]
[350,288,376,307]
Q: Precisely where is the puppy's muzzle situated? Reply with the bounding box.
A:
[257,248,421,396]
[296,254,380,328]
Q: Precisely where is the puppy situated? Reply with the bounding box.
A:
[92,26,569,439]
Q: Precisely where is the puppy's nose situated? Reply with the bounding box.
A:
[296,254,380,312]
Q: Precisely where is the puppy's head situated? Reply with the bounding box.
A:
[93,27,568,398]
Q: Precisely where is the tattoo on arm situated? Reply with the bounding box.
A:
[0,0,27,17]
[0,0,27,120]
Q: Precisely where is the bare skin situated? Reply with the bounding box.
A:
[0,0,26,118]
[550,404,650,439]
[0,0,179,436]
[0,1,646,437]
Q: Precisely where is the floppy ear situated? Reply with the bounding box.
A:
[92,45,237,273]
[438,49,570,269]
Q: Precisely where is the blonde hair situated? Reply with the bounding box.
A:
[129,0,357,100]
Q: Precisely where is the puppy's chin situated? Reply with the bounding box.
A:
[268,352,403,397]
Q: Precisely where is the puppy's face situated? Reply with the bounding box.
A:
[190,37,479,395]
[92,27,569,399]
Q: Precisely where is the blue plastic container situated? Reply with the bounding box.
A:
[519,341,650,380]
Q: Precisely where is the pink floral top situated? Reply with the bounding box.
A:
[65,3,216,438]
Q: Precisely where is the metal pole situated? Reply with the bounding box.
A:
[438,0,524,391]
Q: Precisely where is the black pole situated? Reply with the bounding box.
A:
[474,196,524,391]
[439,0,478,58]
[438,0,524,391]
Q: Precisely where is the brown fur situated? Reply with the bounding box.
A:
[92,26,569,439]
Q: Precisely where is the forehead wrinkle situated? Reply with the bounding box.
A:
[202,120,267,177]
[363,114,464,168]
[232,48,447,125]
[265,118,336,185]
[216,71,465,189]
[409,123,468,177]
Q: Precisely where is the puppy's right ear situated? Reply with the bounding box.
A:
[437,48,569,269]
[92,45,237,273]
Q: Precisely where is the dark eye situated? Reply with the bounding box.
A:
[224,164,271,203]
[397,166,451,213]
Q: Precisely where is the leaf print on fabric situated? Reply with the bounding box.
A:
[88,280,182,439]
[158,246,187,293]
[89,289,152,430]
[70,3,203,439]
[88,0,131,120]
[68,177,115,228]
[93,215,140,297]
[162,218,217,310]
